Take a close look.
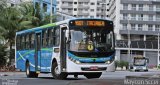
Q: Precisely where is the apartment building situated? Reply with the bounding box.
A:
[56,0,108,19]
[108,0,160,67]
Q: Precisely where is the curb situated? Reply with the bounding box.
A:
[126,75,160,79]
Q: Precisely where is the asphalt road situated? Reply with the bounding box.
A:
[0,69,160,85]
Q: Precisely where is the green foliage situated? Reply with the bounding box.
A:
[0,44,7,66]
[119,61,125,69]
[158,64,160,69]
[115,60,120,68]
[123,61,129,70]
[115,60,129,70]
[0,1,57,65]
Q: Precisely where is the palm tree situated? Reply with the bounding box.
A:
[19,2,56,28]
[0,2,56,65]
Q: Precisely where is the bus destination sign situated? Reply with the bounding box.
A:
[74,20,105,27]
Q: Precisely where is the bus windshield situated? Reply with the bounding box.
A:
[134,59,146,66]
[69,28,114,52]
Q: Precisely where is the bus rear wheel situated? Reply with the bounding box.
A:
[26,62,38,78]
[84,72,102,79]
[51,62,68,79]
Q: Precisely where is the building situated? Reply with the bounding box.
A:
[108,0,160,67]
[7,0,32,6]
[34,0,57,14]
[56,0,108,19]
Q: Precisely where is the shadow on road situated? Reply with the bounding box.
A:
[38,77,85,80]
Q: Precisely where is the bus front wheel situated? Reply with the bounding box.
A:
[51,62,68,79]
[84,72,102,79]
[26,62,38,78]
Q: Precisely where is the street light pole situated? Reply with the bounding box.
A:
[158,33,159,68]
[127,17,131,65]
[50,0,53,23]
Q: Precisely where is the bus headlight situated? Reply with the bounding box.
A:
[69,57,81,64]
[74,60,81,64]
[105,60,111,64]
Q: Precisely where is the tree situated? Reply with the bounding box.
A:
[0,2,56,65]
[0,44,7,66]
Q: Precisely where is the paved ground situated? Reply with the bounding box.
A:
[0,69,160,85]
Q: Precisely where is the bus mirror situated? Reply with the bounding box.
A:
[146,58,149,63]
[66,30,70,43]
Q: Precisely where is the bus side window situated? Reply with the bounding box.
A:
[22,35,25,50]
[26,34,29,50]
[42,29,48,47]
[48,28,53,46]
[16,35,20,50]
[29,33,31,49]
[53,27,60,46]
[31,33,35,49]
[19,35,22,50]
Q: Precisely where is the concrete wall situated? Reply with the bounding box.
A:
[145,51,158,66]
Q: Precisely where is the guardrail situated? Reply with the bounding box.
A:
[116,40,158,49]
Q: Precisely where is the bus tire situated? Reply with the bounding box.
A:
[84,72,102,79]
[26,62,38,78]
[51,62,68,79]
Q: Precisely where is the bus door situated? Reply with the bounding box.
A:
[35,32,42,72]
[60,26,67,72]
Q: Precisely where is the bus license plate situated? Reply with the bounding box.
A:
[90,66,98,70]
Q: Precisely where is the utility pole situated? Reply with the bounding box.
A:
[158,33,159,68]
[128,17,131,66]
[50,0,53,23]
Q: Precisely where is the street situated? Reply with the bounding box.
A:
[0,69,160,85]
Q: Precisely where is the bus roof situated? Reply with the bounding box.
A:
[16,18,112,35]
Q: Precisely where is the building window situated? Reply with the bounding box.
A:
[52,7,54,13]
[131,14,136,20]
[74,2,77,4]
[148,25,153,31]
[155,25,160,31]
[149,5,153,11]
[138,24,143,31]
[132,4,136,10]
[122,24,127,30]
[139,4,143,11]
[131,24,136,30]
[123,4,128,10]
[91,2,95,5]
[91,9,94,12]
[90,16,94,18]
[148,15,153,21]
[43,3,47,12]
[138,14,143,21]
[156,15,160,21]
[11,3,14,7]
[57,1,59,4]
[84,2,88,5]
[74,8,77,11]
[123,14,128,20]
[156,5,160,11]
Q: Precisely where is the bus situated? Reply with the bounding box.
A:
[131,56,149,72]
[15,18,115,79]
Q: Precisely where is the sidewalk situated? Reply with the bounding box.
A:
[126,69,160,79]
[0,72,25,77]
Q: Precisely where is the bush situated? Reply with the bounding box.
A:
[123,61,129,70]
[115,60,129,70]
[119,61,125,70]
[115,60,120,69]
